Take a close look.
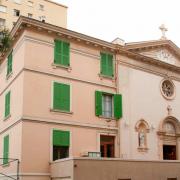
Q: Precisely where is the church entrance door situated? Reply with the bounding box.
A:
[163,145,176,160]
[100,135,115,158]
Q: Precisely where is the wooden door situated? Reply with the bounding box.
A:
[100,135,115,158]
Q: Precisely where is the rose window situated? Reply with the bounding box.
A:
[161,80,175,99]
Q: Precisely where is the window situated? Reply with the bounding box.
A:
[0,6,7,13]
[5,91,11,118]
[160,79,175,100]
[28,13,33,18]
[27,1,33,7]
[53,82,70,112]
[13,9,20,16]
[7,51,13,76]
[3,135,9,164]
[95,91,122,119]
[0,18,6,27]
[102,94,113,118]
[53,130,70,160]
[100,52,114,77]
[39,4,44,11]
[54,39,70,67]
[163,122,176,134]
[39,15,46,22]
[14,0,21,4]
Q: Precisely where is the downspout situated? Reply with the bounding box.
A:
[114,46,121,158]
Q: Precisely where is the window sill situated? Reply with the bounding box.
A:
[4,114,11,121]
[99,115,117,121]
[6,72,13,80]
[50,108,73,115]
[99,74,114,80]
[52,63,72,72]
[2,163,10,168]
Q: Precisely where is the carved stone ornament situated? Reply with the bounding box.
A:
[158,50,175,65]
[160,79,175,100]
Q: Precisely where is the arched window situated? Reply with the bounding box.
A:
[135,120,150,151]
[163,122,176,134]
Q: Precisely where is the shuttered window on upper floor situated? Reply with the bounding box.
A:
[4,91,11,118]
[95,91,122,119]
[7,51,13,76]
[54,40,70,67]
[53,82,70,112]
[100,52,114,77]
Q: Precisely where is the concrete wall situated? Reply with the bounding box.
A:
[50,158,180,180]
[118,56,180,160]
[0,0,67,30]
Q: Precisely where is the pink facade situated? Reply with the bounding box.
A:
[0,17,180,179]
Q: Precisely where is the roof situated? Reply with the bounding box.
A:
[43,0,68,8]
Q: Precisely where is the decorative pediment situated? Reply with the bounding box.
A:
[125,40,180,67]
[139,48,178,65]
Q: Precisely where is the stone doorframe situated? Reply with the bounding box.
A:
[157,116,180,160]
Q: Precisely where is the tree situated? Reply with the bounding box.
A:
[0,28,11,56]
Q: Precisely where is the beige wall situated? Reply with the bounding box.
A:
[0,0,67,30]
[50,158,180,180]
[118,56,180,160]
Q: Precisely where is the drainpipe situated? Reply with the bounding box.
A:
[114,46,121,158]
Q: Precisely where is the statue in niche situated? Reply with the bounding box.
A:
[139,130,145,148]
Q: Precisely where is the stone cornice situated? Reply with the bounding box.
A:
[117,48,180,76]
[125,40,180,59]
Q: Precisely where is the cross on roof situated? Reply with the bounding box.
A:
[159,24,168,40]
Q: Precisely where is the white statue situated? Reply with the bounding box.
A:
[139,130,145,147]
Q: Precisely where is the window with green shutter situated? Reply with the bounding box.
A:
[54,40,70,67]
[53,130,70,160]
[3,135,9,164]
[95,91,122,119]
[4,91,11,118]
[100,52,114,77]
[53,82,70,112]
[7,51,13,76]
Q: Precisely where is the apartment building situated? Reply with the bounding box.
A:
[0,0,67,30]
[0,16,180,180]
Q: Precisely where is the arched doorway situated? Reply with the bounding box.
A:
[158,116,180,160]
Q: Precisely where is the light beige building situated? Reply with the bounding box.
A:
[0,0,67,30]
[0,16,180,179]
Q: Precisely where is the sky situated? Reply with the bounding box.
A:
[53,0,180,47]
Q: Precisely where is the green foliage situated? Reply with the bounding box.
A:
[0,28,11,55]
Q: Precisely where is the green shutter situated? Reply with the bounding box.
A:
[62,42,70,66]
[5,91,10,118]
[54,40,70,66]
[53,130,70,146]
[114,94,122,119]
[3,135,9,164]
[100,53,113,77]
[54,40,62,64]
[95,91,102,116]
[100,53,107,75]
[7,51,12,76]
[107,54,113,76]
[53,82,70,112]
